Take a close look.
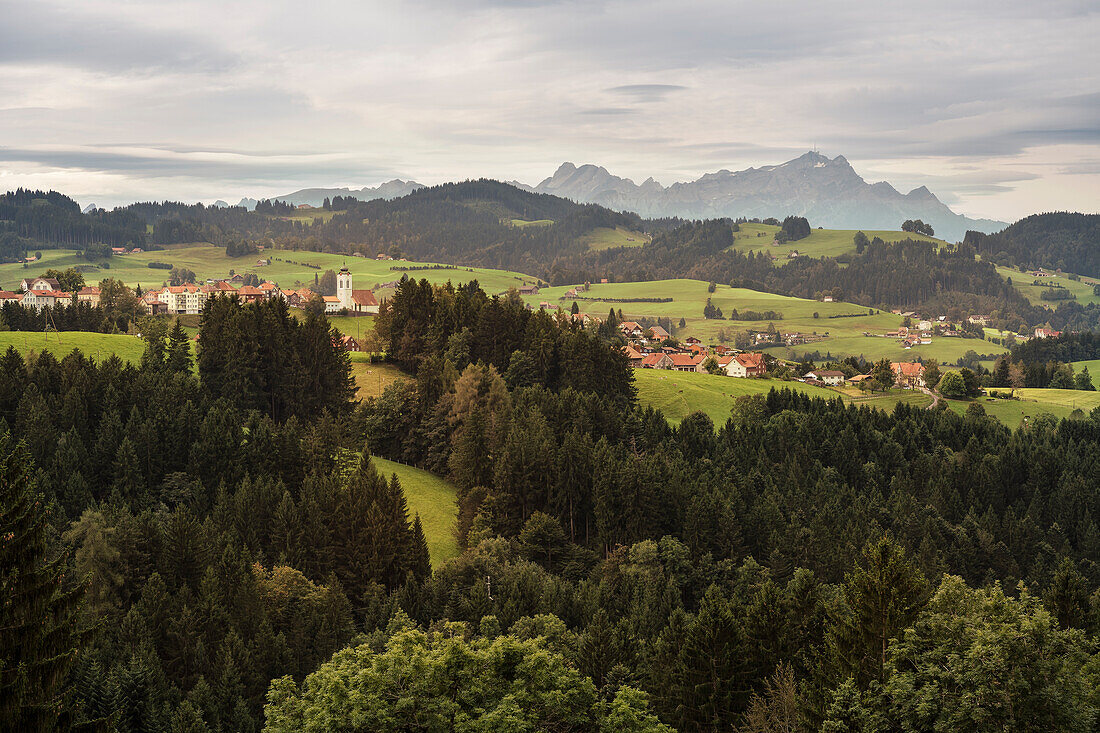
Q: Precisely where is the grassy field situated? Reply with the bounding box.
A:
[2,244,538,294]
[349,357,408,400]
[509,218,554,228]
[369,456,458,567]
[840,388,933,411]
[996,266,1100,307]
[582,226,651,251]
[944,388,1100,425]
[729,223,950,260]
[1072,359,1100,378]
[0,330,146,363]
[523,278,1004,364]
[276,208,339,224]
[633,368,840,425]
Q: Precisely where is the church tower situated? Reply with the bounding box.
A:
[337,266,353,310]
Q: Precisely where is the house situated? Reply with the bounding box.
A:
[848,374,873,385]
[572,312,595,326]
[111,247,127,255]
[806,370,846,386]
[296,204,311,210]
[0,291,22,304]
[20,277,61,292]
[647,325,671,341]
[891,362,925,388]
[130,248,144,254]
[237,285,266,304]
[519,285,539,295]
[726,352,766,378]
[228,274,245,284]
[322,295,342,313]
[620,321,644,338]
[669,353,705,372]
[787,250,801,259]
[622,345,644,367]
[967,315,990,326]
[160,284,208,314]
[640,352,673,369]
[256,259,270,266]
[334,334,361,352]
[1034,327,1062,339]
[685,336,702,346]
[20,290,71,310]
[600,278,609,284]
[822,295,834,302]
[917,320,933,331]
[258,281,279,298]
[350,289,379,314]
[76,286,101,306]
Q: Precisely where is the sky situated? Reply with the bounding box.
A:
[1,0,1098,221]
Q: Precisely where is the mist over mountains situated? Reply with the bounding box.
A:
[236,152,1005,241]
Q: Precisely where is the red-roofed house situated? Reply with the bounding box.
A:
[647,324,670,341]
[640,353,673,369]
[622,345,644,367]
[668,353,705,372]
[322,295,341,314]
[0,291,21,304]
[21,277,61,292]
[76,286,101,307]
[350,290,379,314]
[334,334,361,352]
[726,352,766,378]
[891,362,925,388]
[805,370,846,386]
[1034,327,1062,339]
[237,285,265,304]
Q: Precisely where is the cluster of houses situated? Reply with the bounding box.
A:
[143,267,379,316]
[617,321,769,378]
[5,266,381,317]
[0,277,105,312]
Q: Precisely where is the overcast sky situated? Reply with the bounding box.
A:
[1,0,1098,220]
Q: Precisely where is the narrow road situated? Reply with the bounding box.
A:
[919,386,941,409]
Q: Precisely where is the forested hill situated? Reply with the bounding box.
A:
[294,179,645,274]
[0,189,147,257]
[965,212,1100,277]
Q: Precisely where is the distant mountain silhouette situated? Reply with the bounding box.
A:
[235,180,425,210]
[522,152,1005,241]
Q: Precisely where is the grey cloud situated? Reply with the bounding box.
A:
[0,3,238,72]
[0,145,397,183]
[606,84,687,102]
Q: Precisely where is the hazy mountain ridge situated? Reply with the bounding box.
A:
[235,180,425,209]
[530,152,1005,241]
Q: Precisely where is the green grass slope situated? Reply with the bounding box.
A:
[582,226,651,251]
[996,266,1100,307]
[729,223,949,260]
[633,368,840,426]
[524,278,1003,364]
[1,244,538,294]
[0,331,146,363]
[944,388,1100,425]
[369,456,458,568]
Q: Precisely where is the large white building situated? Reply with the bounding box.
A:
[336,267,379,314]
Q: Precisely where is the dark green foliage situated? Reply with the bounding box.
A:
[0,433,85,731]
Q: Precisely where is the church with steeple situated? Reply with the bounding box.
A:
[336,266,380,314]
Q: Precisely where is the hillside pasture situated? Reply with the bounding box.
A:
[996,266,1100,307]
[0,244,537,294]
[369,456,458,567]
[944,388,1100,425]
[522,278,1003,364]
[729,222,950,260]
[348,356,408,400]
[509,218,554,228]
[582,226,651,251]
[0,330,146,364]
[633,368,840,426]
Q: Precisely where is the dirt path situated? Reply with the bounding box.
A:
[920,386,941,409]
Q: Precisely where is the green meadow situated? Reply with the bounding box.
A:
[996,266,1100,307]
[369,456,458,567]
[582,226,651,251]
[1,244,538,294]
[944,388,1100,425]
[523,278,1003,364]
[509,218,554,228]
[728,222,949,260]
[0,330,146,364]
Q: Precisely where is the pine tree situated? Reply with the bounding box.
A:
[0,432,85,731]
[166,319,193,374]
[408,515,431,581]
[826,536,928,687]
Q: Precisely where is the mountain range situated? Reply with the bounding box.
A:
[232,152,1004,240]
[518,152,1005,241]
[234,180,424,210]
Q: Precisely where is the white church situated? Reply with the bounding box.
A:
[336,266,380,314]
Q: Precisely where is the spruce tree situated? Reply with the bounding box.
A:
[166,319,193,374]
[0,432,85,730]
[408,515,431,581]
